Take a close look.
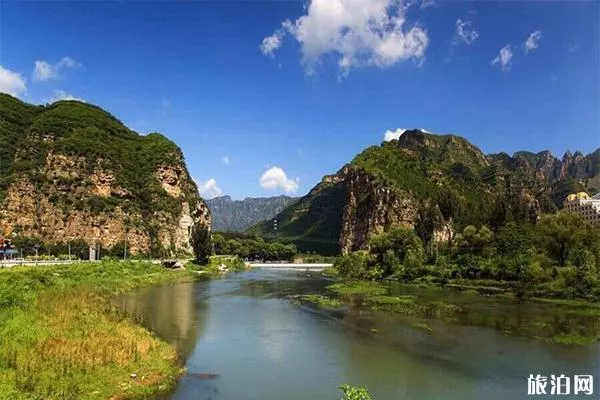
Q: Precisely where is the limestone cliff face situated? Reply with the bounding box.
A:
[1,153,209,255]
[339,167,418,253]
[0,94,210,256]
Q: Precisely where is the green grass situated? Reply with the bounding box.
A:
[0,261,194,399]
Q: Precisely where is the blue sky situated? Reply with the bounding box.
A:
[1,0,598,199]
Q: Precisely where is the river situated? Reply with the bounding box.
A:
[114,269,600,400]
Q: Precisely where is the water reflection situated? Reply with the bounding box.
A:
[115,271,600,400]
[114,280,209,359]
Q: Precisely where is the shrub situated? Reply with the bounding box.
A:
[334,252,370,279]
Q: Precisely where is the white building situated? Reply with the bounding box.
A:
[563,192,600,227]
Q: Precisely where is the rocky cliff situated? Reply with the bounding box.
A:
[251,129,599,254]
[0,94,210,256]
[206,195,297,232]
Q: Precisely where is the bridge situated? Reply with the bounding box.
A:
[248,263,332,271]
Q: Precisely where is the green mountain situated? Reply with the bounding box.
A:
[0,94,210,256]
[206,195,297,232]
[250,129,599,255]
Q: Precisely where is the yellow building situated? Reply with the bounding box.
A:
[564,192,600,226]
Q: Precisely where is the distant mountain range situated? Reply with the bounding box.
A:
[206,195,297,232]
[250,129,600,255]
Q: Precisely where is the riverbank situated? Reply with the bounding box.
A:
[0,261,196,400]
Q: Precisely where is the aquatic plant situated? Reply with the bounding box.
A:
[338,384,373,400]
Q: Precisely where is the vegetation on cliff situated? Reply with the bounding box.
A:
[0,261,193,399]
[0,93,207,256]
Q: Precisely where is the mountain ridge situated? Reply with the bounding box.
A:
[207,195,297,232]
[250,129,599,255]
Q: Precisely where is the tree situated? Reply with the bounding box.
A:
[454,225,495,257]
[537,213,585,266]
[414,203,443,246]
[334,251,370,278]
[212,234,228,254]
[496,222,535,256]
[190,224,213,264]
[437,187,460,221]
[369,226,424,276]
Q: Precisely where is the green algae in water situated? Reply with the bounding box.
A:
[327,281,388,297]
[298,294,342,308]
[411,321,434,334]
[548,334,599,345]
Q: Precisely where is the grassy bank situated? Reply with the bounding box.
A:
[186,255,247,277]
[0,261,194,400]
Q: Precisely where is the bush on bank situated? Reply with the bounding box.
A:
[334,213,600,301]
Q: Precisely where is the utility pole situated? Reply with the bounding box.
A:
[68,240,71,260]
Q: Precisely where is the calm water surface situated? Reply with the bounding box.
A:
[115,270,600,400]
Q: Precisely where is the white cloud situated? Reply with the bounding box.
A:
[260,27,286,57]
[261,0,429,76]
[384,128,408,141]
[453,19,478,45]
[222,156,230,165]
[420,0,435,9]
[33,61,56,82]
[0,65,26,97]
[259,166,299,194]
[57,57,79,68]
[523,30,542,53]
[48,89,83,103]
[32,57,80,82]
[490,45,513,71]
[196,178,222,199]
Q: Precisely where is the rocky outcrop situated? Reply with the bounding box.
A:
[0,94,210,256]
[497,149,600,189]
[339,167,417,253]
[0,155,209,255]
